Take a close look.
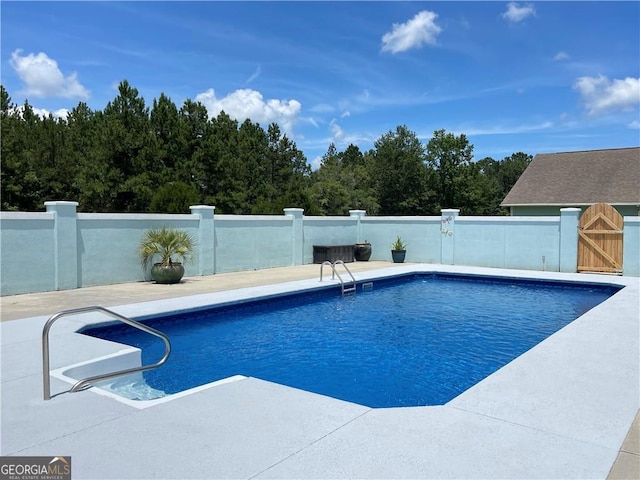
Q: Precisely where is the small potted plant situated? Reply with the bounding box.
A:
[354,240,372,261]
[139,227,196,284]
[391,236,407,263]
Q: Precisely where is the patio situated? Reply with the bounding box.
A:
[1,263,638,479]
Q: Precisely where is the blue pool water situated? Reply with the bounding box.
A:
[83,273,619,407]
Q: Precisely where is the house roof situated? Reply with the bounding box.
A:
[501,147,640,206]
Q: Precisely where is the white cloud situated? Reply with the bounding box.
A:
[34,107,69,119]
[195,88,302,133]
[450,121,554,137]
[12,105,69,120]
[340,110,351,118]
[310,155,323,171]
[245,65,261,85]
[381,10,442,54]
[10,49,89,99]
[502,2,536,23]
[553,51,570,61]
[305,116,320,128]
[309,103,335,114]
[628,120,640,129]
[329,119,345,141]
[573,75,640,115]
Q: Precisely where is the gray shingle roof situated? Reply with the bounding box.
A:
[501,147,640,206]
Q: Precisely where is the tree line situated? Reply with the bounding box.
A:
[1,81,531,215]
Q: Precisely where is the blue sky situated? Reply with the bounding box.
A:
[2,1,639,169]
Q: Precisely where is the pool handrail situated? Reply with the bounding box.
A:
[320,260,334,283]
[42,305,171,400]
[320,260,356,296]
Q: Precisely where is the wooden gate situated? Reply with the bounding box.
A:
[578,203,623,274]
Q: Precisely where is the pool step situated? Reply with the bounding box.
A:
[343,285,357,295]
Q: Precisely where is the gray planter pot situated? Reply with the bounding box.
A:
[391,250,406,263]
[151,263,185,284]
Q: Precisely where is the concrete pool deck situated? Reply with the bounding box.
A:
[1,263,638,479]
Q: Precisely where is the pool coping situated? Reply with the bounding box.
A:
[2,264,638,479]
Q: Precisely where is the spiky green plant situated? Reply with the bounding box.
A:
[139,227,196,269]
[391,236,407,251]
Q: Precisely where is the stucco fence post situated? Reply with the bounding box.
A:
[189,205,215,275]
[559,207,581,273]
[623,217,640,276]
[44,203,217,291]
[440,208,459,265]
[44,201,79,291]
[349,210,366,243]
[284,208,304,266]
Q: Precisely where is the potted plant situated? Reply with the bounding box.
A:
[354,240,372,261]
[391,236,407,263]
[139,227,196,284]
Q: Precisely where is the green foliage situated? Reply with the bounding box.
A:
[498,152,532,194]
[1,90,34,210]
[149,181,200,213]
[0,82,313,214]
[310,143,379,215]
[373,126,429,215]
[0,81,531,216]
[139,227,196,268]
[455,162,502,215]
[391,236,407,251]
[426,129,474,211]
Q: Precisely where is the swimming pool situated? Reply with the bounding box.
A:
[81,273,620,408]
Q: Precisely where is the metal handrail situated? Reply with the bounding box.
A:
[320,261,334,282]
[42,306,171,400]
[319,260,356,296]
[333,260,356,295]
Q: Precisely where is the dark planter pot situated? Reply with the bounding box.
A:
[391,250,406,263]
[151,263,185,284]
[354,243,372,261]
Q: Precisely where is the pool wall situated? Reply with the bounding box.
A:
[2,203,639,295]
